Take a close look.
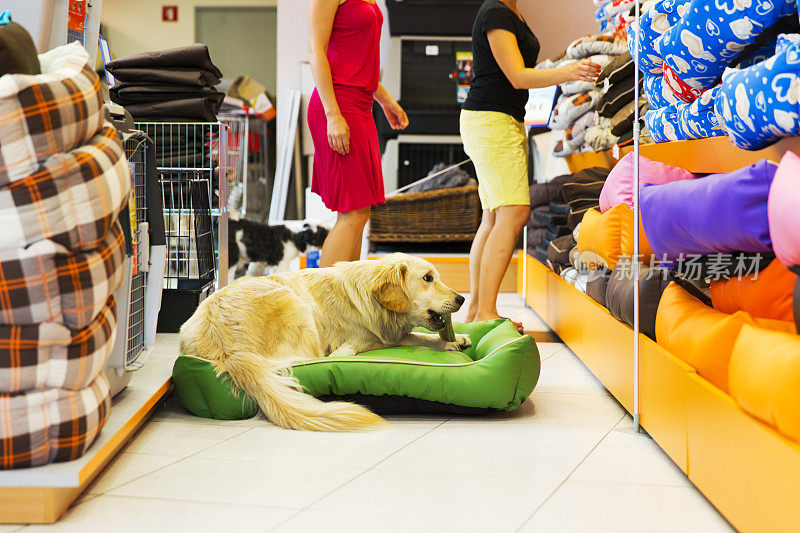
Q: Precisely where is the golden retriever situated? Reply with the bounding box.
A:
[179,253,470,431]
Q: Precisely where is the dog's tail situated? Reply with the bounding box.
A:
[220,350,386,431]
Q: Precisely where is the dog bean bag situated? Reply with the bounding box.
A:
[532,206,567,227]
[768,151,800,271]
[672,252,777,282]
[606,257,672,339]
[0,124,131,252]
[729,324,800,442]
[567,35,629,59]
[562,167,610,229]
[547,234,577,274]
[577,205,655,270]
[655,282,794,392]
[715,40,800,150]
[628,0,690,73]
[598,76,640,118]
[586,267,613,307]
[0,298,117,394]
[596,51,634,87]
[0,222,125,329]
[529,175,568,207]
[641,160,777,266]
[550,90,602,130]
[562,56,615,95]
[585,117,619,152]
[659,0,799,102]
[565,111,597,149]
[0,372,111,469]
[643,73,681,108]
[172,320,540,420]
[600,153,695,212]
[0,42,104,187]
[710,258,796,322]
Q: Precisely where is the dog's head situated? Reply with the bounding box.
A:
[370,253,465,331]
[299,224,329,250]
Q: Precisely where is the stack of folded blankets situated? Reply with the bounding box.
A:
[583,50,650,152]
[0,41,131,468]
[106,44,225,122]
[631,0,800,150]
[526,166,610,283]
[540,34,628,158]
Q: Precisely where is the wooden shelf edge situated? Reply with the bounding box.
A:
[0,378,172,524]
[564,135,800,174]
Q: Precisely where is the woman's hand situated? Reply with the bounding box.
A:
[327,113,350,155]
[382,100,409,130]
[564,58,602,83]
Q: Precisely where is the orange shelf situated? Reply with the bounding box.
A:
[518,255,800,532]
[564,135,800,174]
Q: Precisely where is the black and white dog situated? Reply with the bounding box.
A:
[227,219,329,283]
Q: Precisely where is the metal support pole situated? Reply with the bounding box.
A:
[632,0,642,433]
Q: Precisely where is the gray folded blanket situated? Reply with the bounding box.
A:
[405,162,474,194]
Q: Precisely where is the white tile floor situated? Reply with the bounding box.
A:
[15,294,735,533]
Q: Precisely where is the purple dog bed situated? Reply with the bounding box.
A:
[641,160,777,268]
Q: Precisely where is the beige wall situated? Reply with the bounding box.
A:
[101,0,277,59]
[519,0,599,60]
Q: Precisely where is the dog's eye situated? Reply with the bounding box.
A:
[423,274,433,282]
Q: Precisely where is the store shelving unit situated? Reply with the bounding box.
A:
[523,136,800,533]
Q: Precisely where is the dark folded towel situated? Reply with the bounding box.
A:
[107,67,221,87]
[110,84,221,105]
[124,95,224,122]
[105,44,223,78]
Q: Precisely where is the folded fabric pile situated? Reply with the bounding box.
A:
[631,0,800,149]
[526,167,611,277]
[107,44,224,122]
[0,42,131,469]
[544,35,629,158]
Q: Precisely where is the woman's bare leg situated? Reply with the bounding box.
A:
[466,209,495,322]
[319,207,371,267]
[474,205,530,331]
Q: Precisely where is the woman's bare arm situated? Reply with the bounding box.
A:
[309,0,350,154]
[487,29,600,90]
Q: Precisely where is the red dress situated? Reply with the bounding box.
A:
[308,0,384,213]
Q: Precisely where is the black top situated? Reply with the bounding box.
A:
[462,0,540,122]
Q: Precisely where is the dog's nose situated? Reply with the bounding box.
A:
[455,294,465,307]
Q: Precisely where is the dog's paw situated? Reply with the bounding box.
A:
[329,344,357,357]
[455,334,472,350]
[445,335,472,351]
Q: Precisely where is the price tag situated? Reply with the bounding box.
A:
[603,77,611,93]
[425,45,439,56]
[612,143,620,159]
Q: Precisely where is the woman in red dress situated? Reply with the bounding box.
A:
[308,0,408,267]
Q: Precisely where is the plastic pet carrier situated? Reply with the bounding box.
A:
[104,105,167,396]
[386,0,482,36]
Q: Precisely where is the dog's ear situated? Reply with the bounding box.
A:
[374,263,409,313]
[376,282,410,313]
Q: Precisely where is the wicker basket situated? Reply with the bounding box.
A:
[369,185,481,243]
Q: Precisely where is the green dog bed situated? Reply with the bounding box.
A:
[172,319,540,420]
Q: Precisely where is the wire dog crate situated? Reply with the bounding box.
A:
[136,121,230,332]
[219,112,271,222]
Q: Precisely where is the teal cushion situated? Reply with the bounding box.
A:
[172,320,540,420]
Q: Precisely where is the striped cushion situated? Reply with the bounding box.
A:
[0,298,117,394]
[0,221,125,329]
[0,372,110,469]
[0,42,104,187]
[0,124,131,251]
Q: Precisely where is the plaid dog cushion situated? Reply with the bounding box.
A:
[0,298,117,394]
[0,124,131,252]
[0,42,104,187]
[0,221,125,329]
[0,372,110,469]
